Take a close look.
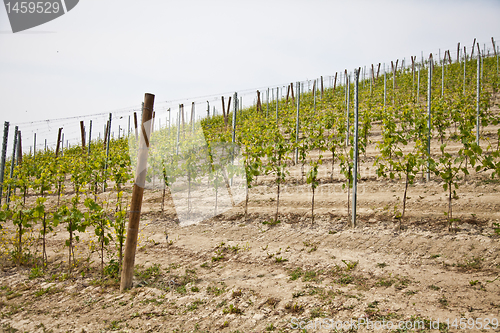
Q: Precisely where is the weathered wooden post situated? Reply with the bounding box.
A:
[134,112,139,141]
[6,126,18,206]
[0,122,9,206]
[80,121,86,153]
[120,93,155,292]
[55,127,63,158]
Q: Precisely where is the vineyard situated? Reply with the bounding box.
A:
[0,42,500,332]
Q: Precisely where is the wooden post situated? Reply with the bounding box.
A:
[471,38,476,58]
[0,122,9,206]
[320,76,324,99]
[492,37,497,56]
[55,128,63,158]
[457,42,460,63]
[256,92,261,113]
[333,72,337,91]
[6,126,17,206]
[120,93,155,292]
[133,112,138,140]
[80,120,86,153]
[290,82,295,103]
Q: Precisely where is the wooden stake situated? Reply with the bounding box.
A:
[55,128,62,158]
[222,96,227,119]
[492,37,497,56]
[457,42,460,63]
[290,82,295,102]
[256,92,261,113]
[120,93,155,292]
[80,121,86,153]
[333,72,337,91]
[320,76,323,98]
[133,112,138,140]
[376,63,381,80]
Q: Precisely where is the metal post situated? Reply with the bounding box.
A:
[313,79,316,111]
[476,52,481,145]
[441,56,445,97]
[60,133,64,156]
[276,87,279,123]
[88,120,92,156]
[128,115,131,135]
[120,93,155,292]
[191,102,195,133]
[176,105,181,155]
[427,55,433,182]
[0,122,9,206]
[497,46,499,75]
[104,113,112,192]
[417,65,420,103]
[346,74,350,146]
[266,88,269,118]
[351,69,359,228]
[383,71,387,108]
[352,69,360,228]
[6,126,18,206]
[295,82,300,164]
[232,92,237,144]
[463,47,467,95]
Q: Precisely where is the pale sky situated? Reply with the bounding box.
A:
[0,0,499,150]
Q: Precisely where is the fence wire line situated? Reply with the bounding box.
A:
[5,37,499,153]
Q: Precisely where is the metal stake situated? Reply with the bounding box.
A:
[427,56,433,182]
[295,82,300,164]
[352,69,360,228]
[477,52,481,145]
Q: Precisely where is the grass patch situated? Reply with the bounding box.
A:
[285,302,304,313]
[207,284,226,296]
[222,304,243,315]
[34,286,61,297]
[262,220,281,226]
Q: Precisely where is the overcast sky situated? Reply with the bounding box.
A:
[0,0,499,149]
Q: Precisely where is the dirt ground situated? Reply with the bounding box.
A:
[1,100,500,332]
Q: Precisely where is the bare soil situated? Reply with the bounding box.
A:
[1,100,500,332]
